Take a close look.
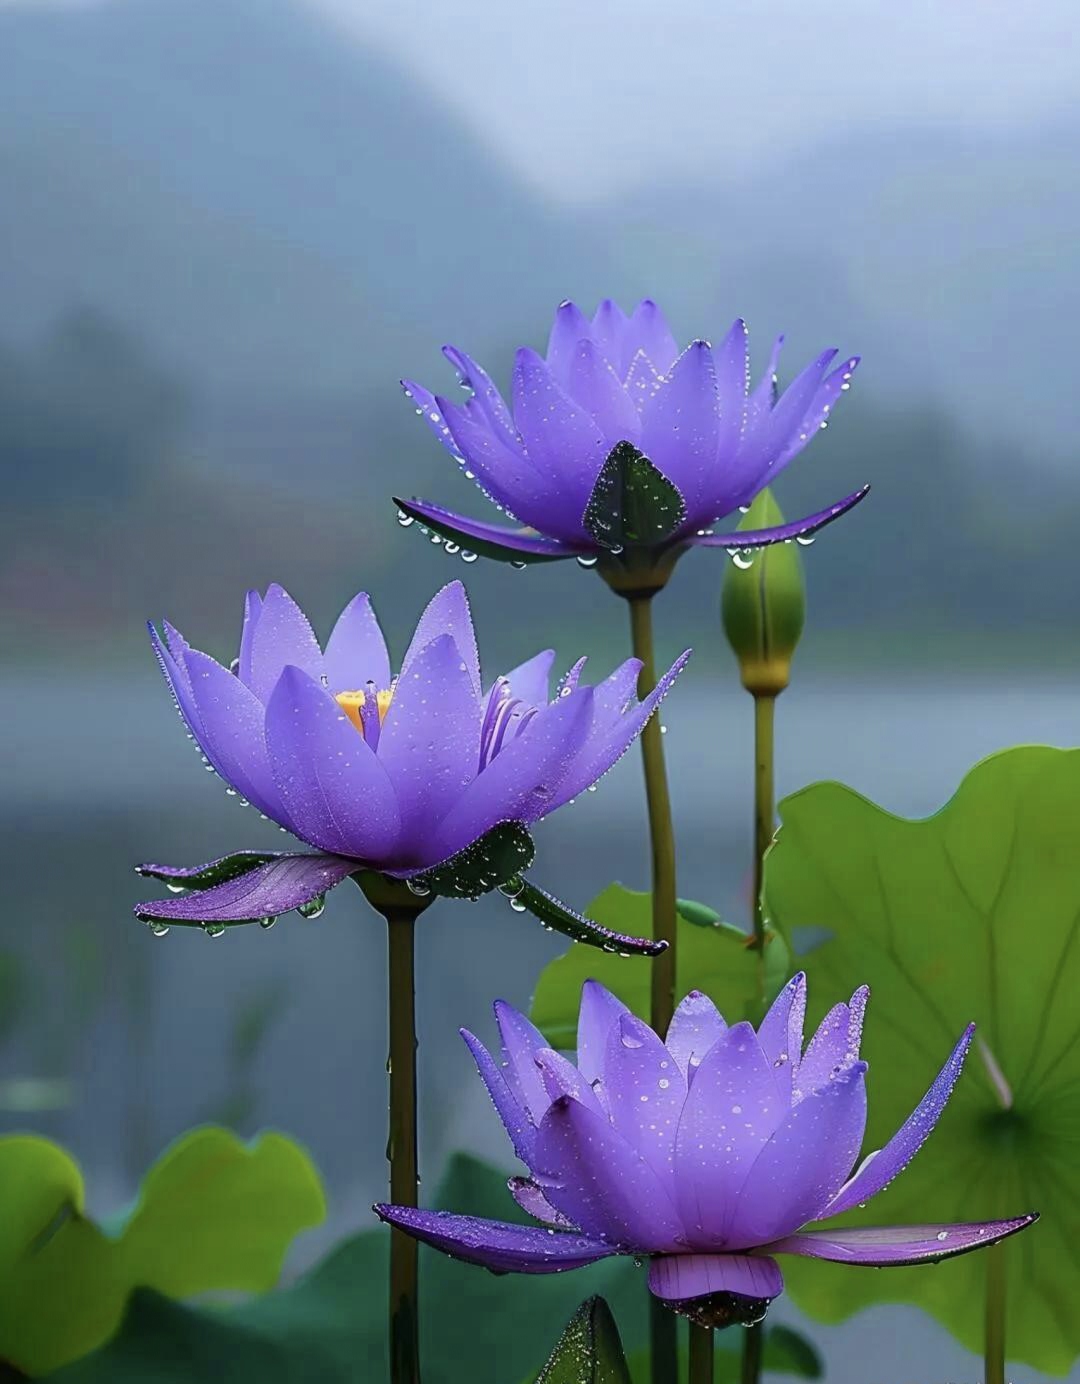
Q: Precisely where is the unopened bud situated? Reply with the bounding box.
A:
[720,489,805,696]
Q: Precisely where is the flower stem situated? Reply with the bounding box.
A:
[985,1240,1007,1384]
[688,1324,714,1384]
[739,1319,764,1384]
[627,589,678,1384]
[386,905,422,1384]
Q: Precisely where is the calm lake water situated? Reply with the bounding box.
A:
[2,669,1076,1383]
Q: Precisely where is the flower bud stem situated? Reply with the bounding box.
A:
[689,1324,714,1384]
[985,1241,1006,1384]
[739,1318,764,1384]
[384,902,425,1384]
[626,590,678,1384]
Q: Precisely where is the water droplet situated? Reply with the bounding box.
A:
[445,541,461,555]
[795,534,816,547]
[407,879,431,897]
[511,560,527,570]
[576,555,599,569]
[936,1230,948,1242]
[205,923,226,939]
[658,1077,670,1089]
[259,916,277,930]
[730,549,754,569]
[460,550,478,564]
[297,894,326,920]
[397,511,414,527]
[166,882,186,894]
[150,922,170,938]
[509,897,527,913]
[659,724,668,735]
[225,787,238,797]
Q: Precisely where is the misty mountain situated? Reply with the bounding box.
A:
[0,0,614,400]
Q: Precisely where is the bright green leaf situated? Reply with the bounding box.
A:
[763,745,1079,1373]
[533,1298,632,1384]
[530,884,791,1048]
[0,1127,325,1375]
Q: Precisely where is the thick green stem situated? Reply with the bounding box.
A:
[386,907,421,1384]
[627,590,678,1384]
[627,592,678,1035]
[739,1320,763,1384]
[688,1324,714,1384]
[985,1241,1007,1384]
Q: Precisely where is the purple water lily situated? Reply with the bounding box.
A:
[375,976,1036,1328]
[135,581,688,933]
[396,298,868,573]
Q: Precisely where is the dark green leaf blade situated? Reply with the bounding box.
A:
[583,443,686,550]
[534,1297,632,1384]
[134,852,278,891]
[413,822,535,900]
[513,879,666,955]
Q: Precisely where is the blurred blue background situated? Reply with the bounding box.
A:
[1,1,1077,1378]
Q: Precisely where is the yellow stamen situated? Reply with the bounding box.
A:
[335,687,394,736]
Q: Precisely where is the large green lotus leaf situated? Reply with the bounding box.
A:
[1,1127,325,1376]
[531,884,791,1048]
[763,745,1080,1373]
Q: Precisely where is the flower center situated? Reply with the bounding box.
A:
[335,685,395,747]
[479,677,538,769]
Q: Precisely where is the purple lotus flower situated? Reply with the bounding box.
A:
[134,581,688,934]
[375,976,1035,1328]
[395,298,869,572]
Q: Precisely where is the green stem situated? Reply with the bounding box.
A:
[386,907,421,1384]
[740,691,776,1384]
[688,1324,714,1384]
[985,1241,1007,1384]
[627,590,678,1384]
[627,592,678,1034]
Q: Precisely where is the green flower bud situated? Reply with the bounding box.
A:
[720,489,806,696]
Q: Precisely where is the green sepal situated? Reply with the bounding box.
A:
[508,878,666,955]
[134,851,277,891]
[583,443,687,551]
[535,1297,632,1384]
[411,821,535,900]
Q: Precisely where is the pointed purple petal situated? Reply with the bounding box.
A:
[373,1205,616,1273]
[770,1216,1037,1266]
[441,344,522,451]
[639,341,721,504]
[532,1096,684,1249]
[604,1013,688,1188]
[264,666,401,860]
[498,649,556,707]
[134,852,356,924]
[713,319,750,458]
[691,486,869,548]
[564,339,642,447]
[756,972,806,1105]
[461,1028,535,1163]
[824,1025,974,1217]
[577,980,631,1085]
[773,356,860,472]
[236,589,263,689]
[626,300,680,376]
[393,497,584,564]
[728,1061,867,1248]
[378,633,481,849]
[536,1048,605,1115]
[494,1000,553,1125]
[666,991,727,1080]
[436,393,554,520]
[508,1177,576,1228]
[590,299,631,371]
[242,584,325,704]
[511,348,608,520]
[400,581,481,698]
[648,1253,783,1303]
[546,300,595,385]
[323,592,391,693]
[674,1022,785,1245]
[794,1001,854,1098]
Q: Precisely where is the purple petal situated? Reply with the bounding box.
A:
[531,1096,684,1249]
[846,985,870,1058]
[430,689,595,860]
[264,666,401,860]
[794,1001,854,1098]
[441,344,522,452]
[757,348,837,470]
[508,1176,576,1228]
[728,1061,867,1248]
[511,348,609,521]
[546,300,595,385]
[135,851,279,885]
[639,341,721,505]
[712,319,750,458]
[666,991,728,1080]
[134,852,356,924]
[824,1025,974,1217]
[604,1013,688,1188]
[745,335,784,432]
[494,1000,553,1125]
[626,300,680,376]
[498,649,556,707]
[378,632,481,851]
[373,1204,616,1273]
[673,1022,785,1246]
[770,1216,1037,1266]
[564,339,642,447]
[774,356,860,472]
[323,592,391,693]
[172,644,289,824]
[624,350,660,413]
[543,650,691,813]
[577,980,631,1085]
[436,393,554,521]
[401,582,481,698]
[690,486,870,549]
[590,299,631,372]
[648,1253,783,1303]
[755,972,806,1103]
[237,589,263,688]
[241,584,325,704]
[393,498,584,562]
[536,1048,605,1115]
[461,1028,535,1163]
